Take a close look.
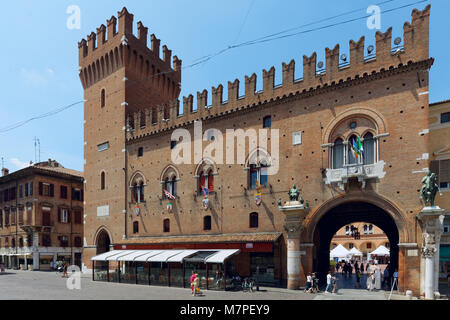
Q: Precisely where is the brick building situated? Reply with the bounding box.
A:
[331,222,390,261]
[0,160,84,270]
[79,5,444,296]
[429,100,450,283]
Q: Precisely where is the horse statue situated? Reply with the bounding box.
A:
[420,171,442,207]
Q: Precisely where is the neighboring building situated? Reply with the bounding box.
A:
[0,160,84,270]
[79,6,440,296]
[429,100,450,283]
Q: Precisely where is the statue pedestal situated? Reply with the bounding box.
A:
[279,201,308,290]
[417,207,446,300]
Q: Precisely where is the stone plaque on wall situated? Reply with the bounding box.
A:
[97,205,110,217]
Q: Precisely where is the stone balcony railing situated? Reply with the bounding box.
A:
[324,161,386,190]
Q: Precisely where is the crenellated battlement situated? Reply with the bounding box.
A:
[78,7,182,90]
[125,5,432,143]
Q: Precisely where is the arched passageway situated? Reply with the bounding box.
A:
[96,229,111,255]
[313,202,399,286]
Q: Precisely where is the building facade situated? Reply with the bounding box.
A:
[79,5,445,296]
[429,100,450,283]
[0,160,84,270]
[331,223,390,261]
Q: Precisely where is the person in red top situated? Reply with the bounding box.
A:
[190,271,196,295]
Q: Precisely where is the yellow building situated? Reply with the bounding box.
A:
[331,222,389,262]
[429,100,450,282]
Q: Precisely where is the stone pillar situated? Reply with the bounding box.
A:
[32,232,39,270]
[417,207,445,300]
[279,200,308,290]
[286,234,302,290]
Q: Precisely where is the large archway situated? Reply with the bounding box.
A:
[96,228,111,255]
[312,201,399,286]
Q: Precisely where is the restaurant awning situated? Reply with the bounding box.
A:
[91,249,242,264]
[205,249,240,263]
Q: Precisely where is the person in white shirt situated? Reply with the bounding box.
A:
[305,273,312,293]
[325,271,332,293]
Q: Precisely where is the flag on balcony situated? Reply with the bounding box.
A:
[351,137,364,158]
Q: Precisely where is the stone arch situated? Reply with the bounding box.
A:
[245,147,272,168]
[159,164,180,182]
[322,107,388,144]
[194,158,218,177]
[302,192,409,244]
[94,226,113,255]
[129,170,146,188]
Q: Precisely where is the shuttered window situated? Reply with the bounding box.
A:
[430,159,450,187]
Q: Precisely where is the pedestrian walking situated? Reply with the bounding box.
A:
[382,267,390,290]
[190,271,196,295]
[62,262,68,278]
[325,271,332,293]
[193,273,201,296]
[367,272,375,291]
[331,273,338,294]
[312,273,319,293]
[355,269,362,288]
[305,273,312,293]
[374,265,381,290]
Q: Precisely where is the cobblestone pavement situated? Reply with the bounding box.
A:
[0,270,421,300]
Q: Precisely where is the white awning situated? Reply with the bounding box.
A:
[205,249,241,263]
[166,250,198,263]
[134,250,165,262]
[117,251,151,261]
[91,249,242,263]
[106,250,137,261]
[147,250,184,262]
[91,250,125,261]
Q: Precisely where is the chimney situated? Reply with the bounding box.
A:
[2,168,9,177]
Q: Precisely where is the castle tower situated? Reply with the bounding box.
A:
[78,7,182,271]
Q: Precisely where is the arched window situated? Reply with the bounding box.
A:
[198,170,215,194]
[345,225,351,235]
[101,89,105,108]
[164,177,177,198]
[363,224,368,234]
[363,132,375,165]
[249,212,259,228]
[249,163,268,190]
[19,237,23,248]
[161,166,179,199]
[207,170,214,192]
[349,243,354,249]
[132,181,145,203]
[133,221,139,234]
[138,147,144,157]
[203,216,211,231]
[368,224,373,234]
[101,172,105,190]
[163,219,170,233]
[348,135,358,165]
[263,116,272,128]
[333,138,344,169]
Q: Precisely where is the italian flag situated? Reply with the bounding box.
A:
[351,137,364,158]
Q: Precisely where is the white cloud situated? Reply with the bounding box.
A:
[10,158,30,170]
[20,68,55,87]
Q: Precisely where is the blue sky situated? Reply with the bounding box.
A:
[0,0,448,173]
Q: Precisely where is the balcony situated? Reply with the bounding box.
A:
[324,161,386,190]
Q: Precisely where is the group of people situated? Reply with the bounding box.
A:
[304,272,320,293]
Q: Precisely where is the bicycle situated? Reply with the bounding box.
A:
[242,278,256,292]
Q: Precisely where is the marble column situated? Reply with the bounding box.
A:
[417,207,445,300]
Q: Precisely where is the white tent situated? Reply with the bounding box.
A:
[330,244,351,259]
[369,245,390,256]
[349,247,363,256]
